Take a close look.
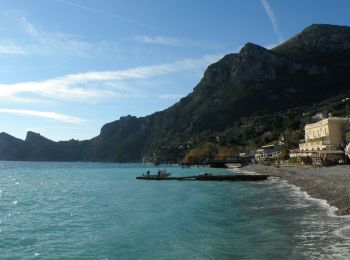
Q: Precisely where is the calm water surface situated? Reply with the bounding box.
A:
[0,161,350,259]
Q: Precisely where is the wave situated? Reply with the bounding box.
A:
[335,225,350,239]
[249,168,347,218]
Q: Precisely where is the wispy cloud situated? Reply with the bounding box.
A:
[0,11,100,57]
[0,40,27,54]
[55,0,154,30]
[134,35,222,49]
[0,54,223,103]
[19,15,92,57]
[260,0,283,43]
[0,109,86,124]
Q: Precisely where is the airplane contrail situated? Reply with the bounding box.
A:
[55,0,155,30]
[260,0,283,43]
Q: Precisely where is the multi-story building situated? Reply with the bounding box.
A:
[299,117,349,152]
[296,117,349,163]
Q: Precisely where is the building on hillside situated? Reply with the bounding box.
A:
[255,143,285,163]
[291,117,350,164]
[312,112,328,122]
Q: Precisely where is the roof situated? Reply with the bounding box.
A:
[305,117,350,130]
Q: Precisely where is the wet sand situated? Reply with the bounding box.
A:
[244,164,350,216]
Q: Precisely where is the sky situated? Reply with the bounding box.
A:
[0,0,349,141]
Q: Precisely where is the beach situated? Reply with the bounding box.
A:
[245,164,350,216]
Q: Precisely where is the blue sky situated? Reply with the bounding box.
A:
[0,0,349,141]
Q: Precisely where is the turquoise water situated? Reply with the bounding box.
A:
[0,162,350,259]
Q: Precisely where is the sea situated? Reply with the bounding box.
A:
[0,161,350,259]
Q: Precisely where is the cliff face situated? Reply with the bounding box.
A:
[1,24,350,162]
[0,132,25,160]
[83,115,154,162]
[0,131,88,162]
[22,132,88,161]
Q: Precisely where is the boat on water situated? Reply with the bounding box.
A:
[225,163,242,168]
[137,170,172,180]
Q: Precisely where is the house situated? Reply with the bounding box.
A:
[255,143,285,162]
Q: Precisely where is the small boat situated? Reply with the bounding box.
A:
[225,163,242,168]
[136,170,172,180]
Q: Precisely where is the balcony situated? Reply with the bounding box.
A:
[299,140,337,151]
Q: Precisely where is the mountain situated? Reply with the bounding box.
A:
[23,132,89,161]
[1,24,350,162]
[273,24,350,62]
[0,132,25,160]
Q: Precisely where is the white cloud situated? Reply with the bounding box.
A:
[0,109,86,124]
[0,54,223,103]
[260,0,283,43]
[0,80,116,102]
[134,35,222,49]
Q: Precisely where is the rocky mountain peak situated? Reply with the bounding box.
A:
[239,42,268,55]
[273,24,350,61]
[25,131,53,145]
[230,42,288,81]
[25,131,41,141]
[297,24,350,49]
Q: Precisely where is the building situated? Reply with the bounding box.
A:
[299,117,349,152]
[346,144,350,159]
[312,112,328,122]
[295,117,350,164]
[255,143,285,162]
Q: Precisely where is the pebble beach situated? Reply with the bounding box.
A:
[245,164,350,215]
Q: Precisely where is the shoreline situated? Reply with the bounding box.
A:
[244,164,350,216]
